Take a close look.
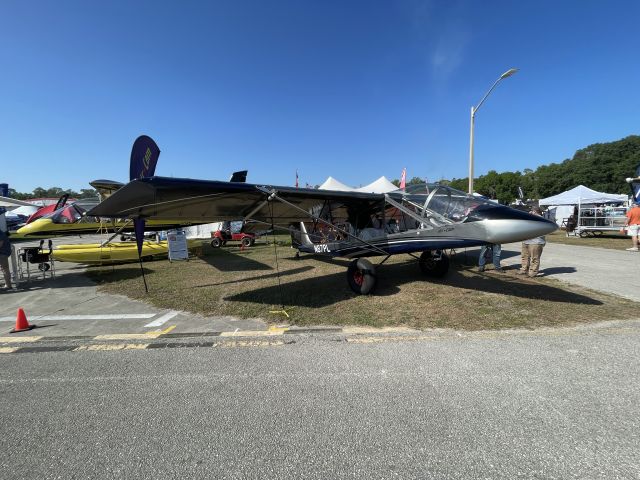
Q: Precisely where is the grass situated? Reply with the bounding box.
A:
[546,230,633,250]
[86,238,640,331]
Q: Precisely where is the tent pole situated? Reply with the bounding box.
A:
[578,197,581,233]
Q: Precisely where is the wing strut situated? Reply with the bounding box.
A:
[257,187,389,257]
[99,219,134,246]
[266,200,292,319]
[384,194,434,228]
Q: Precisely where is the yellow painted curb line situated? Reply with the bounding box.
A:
[220,329,288,337]
[0,336,43,344]
[94,333,160,340]
[95,325,177,341]
[0,346,19,353]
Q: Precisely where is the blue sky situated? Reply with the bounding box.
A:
[1,0,639,192]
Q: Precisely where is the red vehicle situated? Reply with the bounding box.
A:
[211,222,255,248]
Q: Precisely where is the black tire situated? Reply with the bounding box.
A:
[211,238,222,248]
[419,250,449,278]
[38,263,50,272]
[241,237,252,248]
[347,258,377,295]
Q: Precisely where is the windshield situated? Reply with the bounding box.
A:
[389,184,497,223]
[45,204,98,224]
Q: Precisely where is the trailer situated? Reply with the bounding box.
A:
[564,206,628,237]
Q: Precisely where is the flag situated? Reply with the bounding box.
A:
[129,135,161,256]
[400,168,406,189]
[296,170,299,188]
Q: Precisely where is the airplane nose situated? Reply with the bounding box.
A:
[475,206,558,244]
[484,218,557,244]
[16,219,49,236]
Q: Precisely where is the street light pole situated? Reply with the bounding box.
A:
[468,68,518,194]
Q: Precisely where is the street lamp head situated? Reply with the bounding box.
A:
[500,68,519,79]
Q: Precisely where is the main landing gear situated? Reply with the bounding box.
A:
[418,250,449,278]
[347,258,377,295]
[346,250,450,295]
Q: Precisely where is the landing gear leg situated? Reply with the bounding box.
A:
[419,250,449,278]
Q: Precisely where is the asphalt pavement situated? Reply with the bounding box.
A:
[499,241,640,302]
[1,322,639,479]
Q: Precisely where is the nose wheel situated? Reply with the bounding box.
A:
[419,250,449,277]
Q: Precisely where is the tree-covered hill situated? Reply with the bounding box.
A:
[447,135,640,204]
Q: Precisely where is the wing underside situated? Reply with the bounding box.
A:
[88,177,387,226]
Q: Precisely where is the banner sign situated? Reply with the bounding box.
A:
[129,135,161,256]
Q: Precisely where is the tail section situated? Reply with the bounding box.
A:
[299,222,313,246]
[229,170,248,182]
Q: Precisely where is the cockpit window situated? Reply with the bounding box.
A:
[45,204,96,224]
[388,183,497,224]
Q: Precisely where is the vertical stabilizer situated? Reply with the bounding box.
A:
[299,222,313,245]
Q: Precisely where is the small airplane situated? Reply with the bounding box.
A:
[15,200,197,237]
[89,174,558,294]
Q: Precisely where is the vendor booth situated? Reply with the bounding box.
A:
[539,185,629,236]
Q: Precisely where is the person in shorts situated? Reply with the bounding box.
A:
[624,202,640,251]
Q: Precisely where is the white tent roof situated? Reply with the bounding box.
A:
[319,176,398,193]
[318,176,353,191]
[5,205,39,216]
[539,185,628,206]
[355,176,398,193]
[0,196,34,207]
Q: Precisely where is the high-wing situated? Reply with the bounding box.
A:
[88,176,388,225]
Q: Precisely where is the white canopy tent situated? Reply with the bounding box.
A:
[539,185,628,227]
[355,176,398,193]
[318,176,398,193]
[8,205,39,216]
[539,185,627,206]
[318,177,353,191]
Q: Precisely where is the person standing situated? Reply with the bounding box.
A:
[518,206,546,277]
[0,228,13,290]
[624,202,640,251]
[478,243,503,272]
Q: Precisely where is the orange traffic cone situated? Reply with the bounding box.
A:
[10,308,36,333]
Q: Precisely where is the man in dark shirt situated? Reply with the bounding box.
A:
[0,228,13,289]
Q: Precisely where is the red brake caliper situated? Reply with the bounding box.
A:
[353,269,364,286]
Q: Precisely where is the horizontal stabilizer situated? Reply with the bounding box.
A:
[89,179,125,201]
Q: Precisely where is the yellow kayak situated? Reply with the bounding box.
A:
[52,240,203,265]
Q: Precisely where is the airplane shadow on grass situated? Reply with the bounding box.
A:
[86,266,156,284]
[194,266,315,288]
[225,260,603,308]
[201,249,273,272]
